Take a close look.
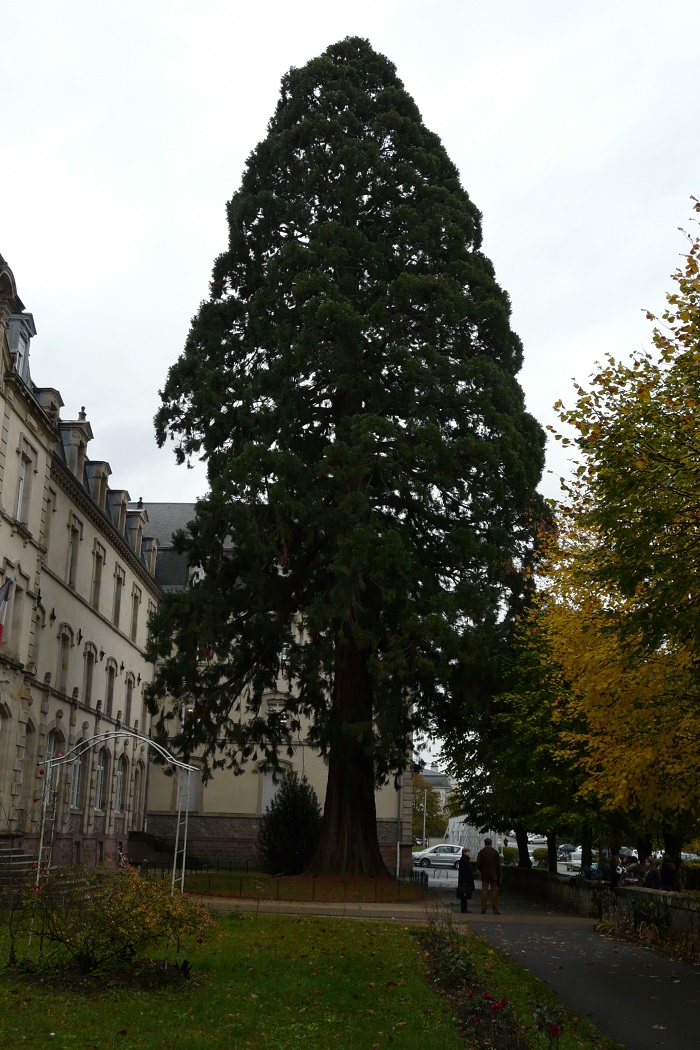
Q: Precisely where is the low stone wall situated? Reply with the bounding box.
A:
[501,865,700,937]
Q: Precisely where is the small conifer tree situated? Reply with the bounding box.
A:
[257,771,323,875]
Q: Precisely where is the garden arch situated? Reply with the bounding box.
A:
[36,730,196,894]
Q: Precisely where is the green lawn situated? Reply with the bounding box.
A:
[0,904,619,1050]
[0,913,465,1050]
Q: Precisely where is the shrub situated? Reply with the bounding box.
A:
[682,861,700,891]
[16,866,213,974]
[256,770,322,875]
[502,847,519,866]
[532,848,549,867]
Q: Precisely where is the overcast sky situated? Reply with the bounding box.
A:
[4,1,700,505]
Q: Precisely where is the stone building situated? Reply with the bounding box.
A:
[0,254,160,868]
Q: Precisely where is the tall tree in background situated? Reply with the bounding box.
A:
[148,37,545,876]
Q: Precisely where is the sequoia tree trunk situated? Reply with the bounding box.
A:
[305,629,389,877]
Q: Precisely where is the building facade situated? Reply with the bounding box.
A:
[0,255,160,868]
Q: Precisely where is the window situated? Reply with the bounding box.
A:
[105,662,116,718]
[112,565,125,627]
[9,582,23,657]
[115,754,128,812]
[56,627,73,695]
[131,763,144,830]
[13,332,26,376]
[266,697,288,725]
[94,747,110,810]
[130,585,141,642]
[66,515,83,589]
[147,600,157,645]
[91,543,105,610]
[14,438,36,524]
[42,489,56,561]
[82,646,96,706]
[261,764,290,813]
[69,741,87,808]
[45,728,63,761]
[94,470,108,510]
[31,605,45,677]
[124,675,134,725]
[19,721,37,823]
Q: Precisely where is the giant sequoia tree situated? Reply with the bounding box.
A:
[148,37,545,876]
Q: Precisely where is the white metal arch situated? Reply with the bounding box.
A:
[37,730,197,894]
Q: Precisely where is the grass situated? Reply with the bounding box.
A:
[0,913,466,1050]
[0,877,620,1050]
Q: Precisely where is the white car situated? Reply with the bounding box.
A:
[413,844,464,868]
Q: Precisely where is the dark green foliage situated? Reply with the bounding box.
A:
[256,771,322,875]
[148,37,545,874]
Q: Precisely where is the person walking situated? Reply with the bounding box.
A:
[476,837,502,914]
[643,855,661,889]
[456,847,475,913]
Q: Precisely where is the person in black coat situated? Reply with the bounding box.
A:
[457,848,475,913]
[643,856,662,889]
[659,853,679,891]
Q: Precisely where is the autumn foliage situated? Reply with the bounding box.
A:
[536,201,700,845]
[17,866,214,974]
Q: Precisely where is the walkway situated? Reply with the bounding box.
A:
[201,882,700,1049]
[439,882,700,1050]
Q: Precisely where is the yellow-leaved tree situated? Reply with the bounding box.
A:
[541,201,700,853]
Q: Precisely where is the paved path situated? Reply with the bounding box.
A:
[200,883,700,1049]
[440,883,700,1050]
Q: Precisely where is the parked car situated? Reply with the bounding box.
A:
[566,850,583,871]
[412,844,463,868]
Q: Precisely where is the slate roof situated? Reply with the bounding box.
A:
[144,503,196,592]
[144,503,197,547]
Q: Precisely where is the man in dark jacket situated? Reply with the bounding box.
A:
[659,854,679,891]
[476,838,502,914]
[457,848,475,913]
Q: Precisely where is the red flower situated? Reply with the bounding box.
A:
[474,1016,481,1023]
[501,997,508,1006]
[491,1002,501,1011]
[39,769,45,775]
[550,1023,560,1037]
[482,992,493,1000]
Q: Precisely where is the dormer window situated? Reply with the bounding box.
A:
[7,314,36,384]
[14,437,37,525]
[13,333,26,376]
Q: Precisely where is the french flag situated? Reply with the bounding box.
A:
[0,578,14,645]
